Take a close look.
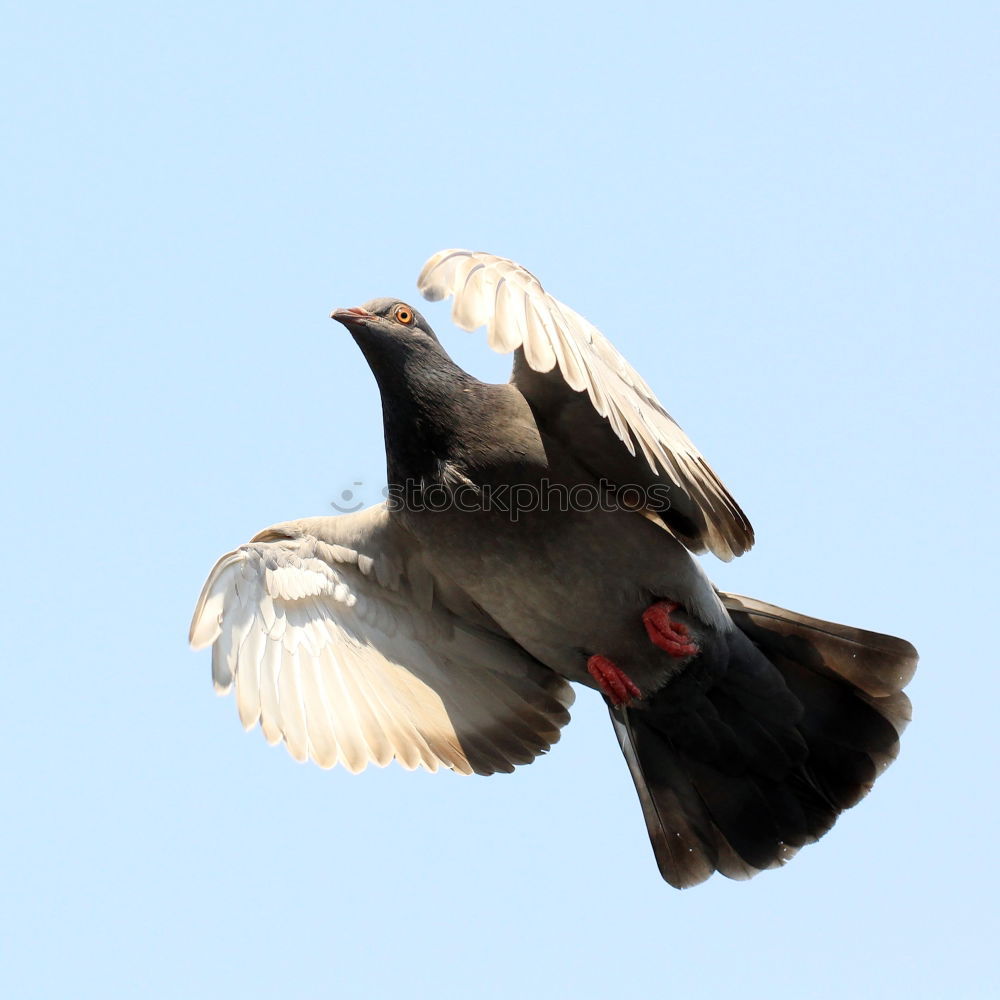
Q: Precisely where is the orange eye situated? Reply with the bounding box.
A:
[395,306,414,325]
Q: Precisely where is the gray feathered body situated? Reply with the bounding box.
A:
[361,333,729,697]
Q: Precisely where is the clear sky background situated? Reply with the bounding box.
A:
[3,3,997,998]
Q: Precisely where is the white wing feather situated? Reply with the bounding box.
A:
[417,249,752,560]
[189,519,574,775]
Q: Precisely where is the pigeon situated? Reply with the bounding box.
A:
[190,249,917,888]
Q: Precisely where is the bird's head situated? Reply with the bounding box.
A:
[331,298,441,346]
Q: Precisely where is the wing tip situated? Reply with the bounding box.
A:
[189,549,246,649]
[417,248,474,302]
[189,613,222,651]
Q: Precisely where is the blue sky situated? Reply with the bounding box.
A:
[3,3,997,997]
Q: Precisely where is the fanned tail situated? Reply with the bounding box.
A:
[611,593,917,888]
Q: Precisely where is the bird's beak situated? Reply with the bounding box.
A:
[330,306,373,330]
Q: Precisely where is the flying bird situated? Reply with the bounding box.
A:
[190,250,917,887]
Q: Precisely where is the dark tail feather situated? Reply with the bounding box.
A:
[611,592,917,888]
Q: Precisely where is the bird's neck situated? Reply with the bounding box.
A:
[355,335,482,487]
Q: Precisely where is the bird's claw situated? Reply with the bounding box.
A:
[587,654,642,707]
[643,601,699,658]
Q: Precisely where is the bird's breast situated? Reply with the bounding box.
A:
[399,498,727,696]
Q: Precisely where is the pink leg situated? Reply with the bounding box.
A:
[643,601,699,658]
[587,654,642,707]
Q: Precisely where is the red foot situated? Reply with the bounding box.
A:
[587,654,642,707]
[643,601,699,658]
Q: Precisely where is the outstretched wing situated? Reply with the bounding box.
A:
[190,505,574,775]
[417,249,753,561]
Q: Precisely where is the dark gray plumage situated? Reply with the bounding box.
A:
[190,250,916,888]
